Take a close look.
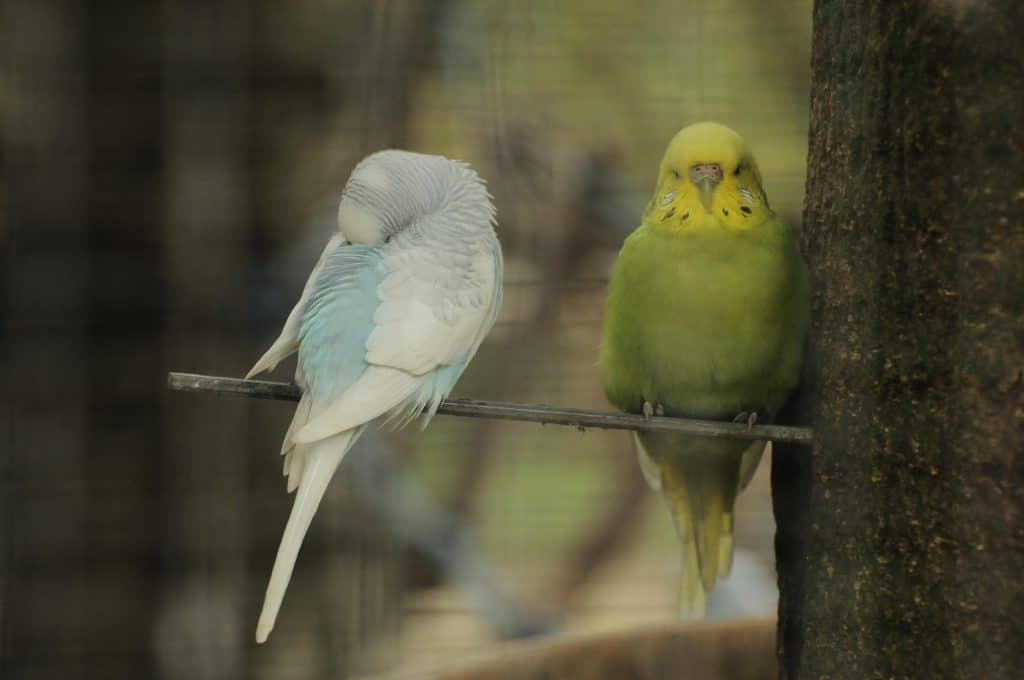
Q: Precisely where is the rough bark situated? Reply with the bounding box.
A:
[774,2,1024,679]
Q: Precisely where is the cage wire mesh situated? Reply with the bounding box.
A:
[2,0,812,678]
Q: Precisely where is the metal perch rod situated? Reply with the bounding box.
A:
[167,372,814,445]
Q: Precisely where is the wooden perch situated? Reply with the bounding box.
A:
[167,372,814,445]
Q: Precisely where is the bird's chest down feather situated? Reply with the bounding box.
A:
[602,229,803,417]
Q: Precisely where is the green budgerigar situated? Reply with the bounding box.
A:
[600,122,809,615]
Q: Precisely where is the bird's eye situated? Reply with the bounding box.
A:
[671,169,681,179]
[733,164,742,177]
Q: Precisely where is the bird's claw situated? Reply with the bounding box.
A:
[642,401,665,420]
[733,410,758,432]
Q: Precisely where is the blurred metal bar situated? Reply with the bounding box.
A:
[168,372,814,445]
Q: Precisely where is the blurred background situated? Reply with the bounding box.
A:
[2,1,811,677]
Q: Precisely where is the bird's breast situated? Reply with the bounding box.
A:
[603,226,802,417]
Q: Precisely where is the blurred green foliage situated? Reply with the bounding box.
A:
[412,0,812,220]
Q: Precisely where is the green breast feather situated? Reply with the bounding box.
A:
[600,212,808,419]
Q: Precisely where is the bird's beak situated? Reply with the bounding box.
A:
[690,163,723,213]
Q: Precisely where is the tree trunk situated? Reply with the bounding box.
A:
[774,2,1024,679]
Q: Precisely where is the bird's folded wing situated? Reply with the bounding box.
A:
[293,226,500,445]
[293,366,420,443]
[366,233,500,375]
[246,234,346,379]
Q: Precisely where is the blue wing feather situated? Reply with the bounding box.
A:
[298,245,384,403]
[297,238,500,428]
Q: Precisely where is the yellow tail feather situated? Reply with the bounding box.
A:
[642,432,748,617]
[678,534,707,617]
[718,513,735,579]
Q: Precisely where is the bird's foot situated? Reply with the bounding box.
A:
[733,410,759,432]
[642,401,665,420]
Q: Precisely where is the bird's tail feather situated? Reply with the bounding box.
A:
[678,528,706,617]
[256,429,356,643]
[718,511,735,579]
[663,461,737,617]
[639,433,744,618]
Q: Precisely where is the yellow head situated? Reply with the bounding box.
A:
[645,122,771,231]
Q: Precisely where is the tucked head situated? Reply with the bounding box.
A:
[337,150,493,244]
[647,122,771,230]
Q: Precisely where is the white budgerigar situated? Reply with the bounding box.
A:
[247,150,503,643]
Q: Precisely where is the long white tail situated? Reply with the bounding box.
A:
[256,430,355,643]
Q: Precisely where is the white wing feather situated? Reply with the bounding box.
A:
[366,247,497,373]
[292,243,496,446]
[292,366,421,444]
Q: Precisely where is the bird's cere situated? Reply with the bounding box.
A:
[689,163,724,184]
